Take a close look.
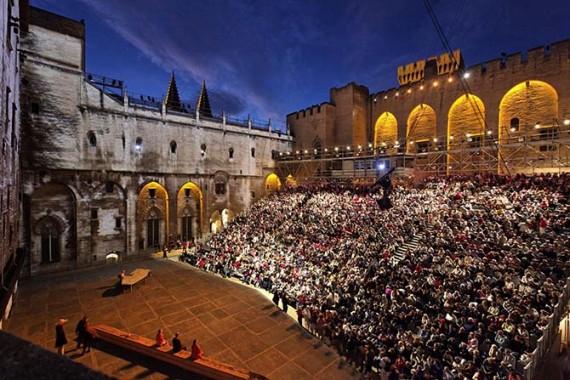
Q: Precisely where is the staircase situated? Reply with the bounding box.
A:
[390,226,433,264]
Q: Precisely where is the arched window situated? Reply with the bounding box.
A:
[39,219,61,263]
[251,148,255,158]
[170,141,177,154]
[313,138,322,159]
[510,118,520,132]
[87,131,97,147]
[215,182,226,195]
[229,147,234,159]
[135,137,143,152]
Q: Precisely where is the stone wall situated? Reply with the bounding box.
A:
[19,6,292,275]
[0,0,23,321]
[286,39,570,175]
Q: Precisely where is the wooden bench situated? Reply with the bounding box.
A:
[121,268,151,292]
[92,325,267,380]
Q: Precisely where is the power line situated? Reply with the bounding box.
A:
[422,0,509,175]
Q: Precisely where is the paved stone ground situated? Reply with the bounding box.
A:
[4,256,361,380]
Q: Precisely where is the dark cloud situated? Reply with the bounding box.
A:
[37,0,570,124]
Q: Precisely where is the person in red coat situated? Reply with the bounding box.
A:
[156,329,167,347]
[190,339,203,360]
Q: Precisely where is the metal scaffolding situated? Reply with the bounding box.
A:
[276,122,570,182]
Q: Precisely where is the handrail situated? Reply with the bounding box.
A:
[523,277,570,379]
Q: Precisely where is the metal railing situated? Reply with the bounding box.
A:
[84,72,287,134]
[523,277,570,379]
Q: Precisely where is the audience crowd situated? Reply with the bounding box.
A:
[180,173,570,379]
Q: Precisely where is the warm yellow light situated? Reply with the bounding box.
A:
[534,122,541,129]
[334,147,339,151]
[510,127,516,132]
[358,145,362,150]
[346,146,351,150]
[384,95,388,99]
[565,119,570,126]
[465,133,471,138]
[433,81,438,87]
[407,89,412,94]
[410,140,414,145]
[420,85,424,90]
[448,77,453,83]
[296,150,300,154]
[395,92,399,97]
[487,130,492,135]
[304,150,308,154]
[433,138,438,142]
[324,148,328,152]
[463,72,470,79]
[449,135,454,140]
[368,143,372,148]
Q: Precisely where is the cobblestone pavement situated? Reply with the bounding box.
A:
[4,256,360,380]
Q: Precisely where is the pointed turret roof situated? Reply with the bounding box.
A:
[163,72,184,113]
[196,81,213,118]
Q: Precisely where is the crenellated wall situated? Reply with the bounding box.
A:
[287,103,335,150]
[286,39,570,175]
[288,82,369,152]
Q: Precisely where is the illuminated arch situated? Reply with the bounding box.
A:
[499,80,558,144]
[221,208,234,227]
[265,173,281,195]
[285,174,297,187]
[177,182,203,241]
[210,210,222,234]
[447,94,486,149]
[137,181,169,250]
[406,104,436,153]
[373,112,398,152]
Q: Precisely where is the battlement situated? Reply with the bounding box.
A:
[398,50,462,86]
[286,102,333,120]
[465,39,570,77]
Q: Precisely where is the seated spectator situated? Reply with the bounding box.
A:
[190,339,203,360]
[172,332,186,353]
[156,329,166,347]
[178,173,570,378]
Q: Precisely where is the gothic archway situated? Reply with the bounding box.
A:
[177,182,203,241]
[373,112,398,153]
[406,104,437,153]
[265,173,281,195]
[137,181,168,250]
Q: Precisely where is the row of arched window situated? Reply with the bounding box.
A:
[86,134,256,158]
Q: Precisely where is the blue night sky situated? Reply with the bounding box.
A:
[32,0,569,129]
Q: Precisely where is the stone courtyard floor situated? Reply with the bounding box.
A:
[4,256,360,380]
